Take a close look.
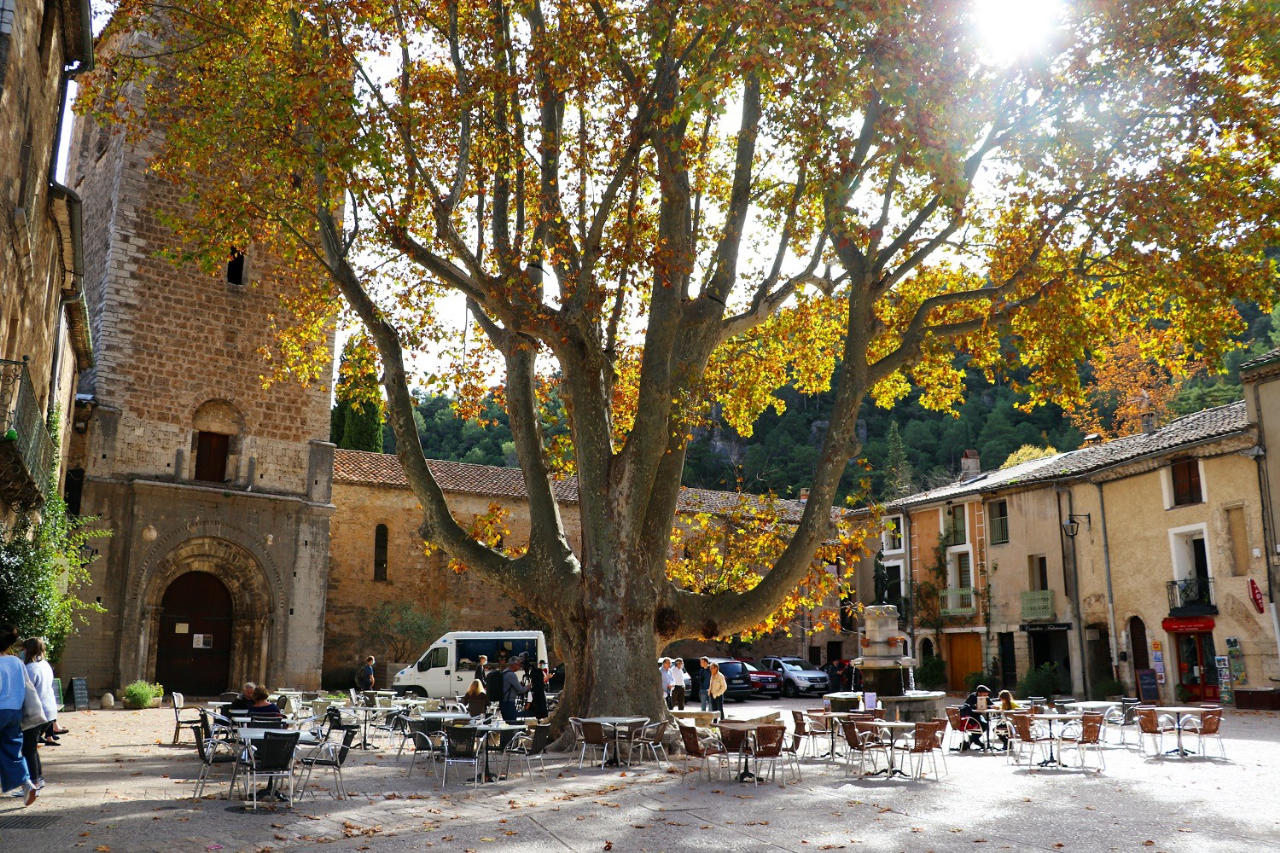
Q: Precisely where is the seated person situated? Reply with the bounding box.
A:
[228,681,256,712]
[464,679,489,718]
[247,685,282,720]
[994,689,1020,748]
[959,684,992,750]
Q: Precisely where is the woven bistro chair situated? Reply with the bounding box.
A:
[1007,713,1052,766]
[577,720,614,769]
[1180,707,1226,759]
[232,730,301,809]
[171,692,204,745]
[297,726,358,799]
[191,725,237,799]
[440,726,483,789]
[406,720,443,780]
[899,720,945,780]
[503,723,553,779]
[1058,712,1105,772]
[750,724,798,786]
[630,720,671,767]
[677,724,729,785]
[1136,707,1177,757]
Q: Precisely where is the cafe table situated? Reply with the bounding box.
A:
[716,719,766,782]
[1030,712,1083,767]
[471,722,529,781]
[229,727,322,805]
[345,704,388,750]
[971,707,1016,752]
[805,711,858,761]
[1152,706,1205,757]
[581,716,649,767]
[865,721,915,778]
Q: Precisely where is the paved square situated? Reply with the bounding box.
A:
[2,700,1277,852]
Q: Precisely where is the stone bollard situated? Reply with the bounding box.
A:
[100,692,115,709]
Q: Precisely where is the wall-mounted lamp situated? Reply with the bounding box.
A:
[1062,513,1091,537]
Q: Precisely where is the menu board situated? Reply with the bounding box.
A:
[71,677,90,711]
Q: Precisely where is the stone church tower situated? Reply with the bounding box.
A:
[58,39,336,694]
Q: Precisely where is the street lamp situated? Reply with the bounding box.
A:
[1062,513,1091,537]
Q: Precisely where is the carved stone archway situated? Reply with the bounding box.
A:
[138,537,276,692]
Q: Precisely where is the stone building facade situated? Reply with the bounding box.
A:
[0,0,93,519]
[56,30,336,695]
[882,380,1280,704]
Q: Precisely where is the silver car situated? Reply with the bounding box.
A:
[760,656,830,697]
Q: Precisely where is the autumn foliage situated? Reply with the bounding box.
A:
[86,0,1280,718]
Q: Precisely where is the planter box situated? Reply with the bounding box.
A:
[1234,688,1280,711]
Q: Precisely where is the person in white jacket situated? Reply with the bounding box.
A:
[20,638,57,792]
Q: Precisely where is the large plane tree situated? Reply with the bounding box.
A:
[90,0,1279,722]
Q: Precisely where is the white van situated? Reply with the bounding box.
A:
[392,631,548,698]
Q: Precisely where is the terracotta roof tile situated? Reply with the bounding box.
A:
[333,449,807,520]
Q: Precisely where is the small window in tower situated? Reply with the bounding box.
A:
[194,431,230,482]
[65,467,85,515]
[226,247,246,285]
[373,524,388,581]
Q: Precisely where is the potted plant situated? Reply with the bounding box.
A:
[121,680,165,709]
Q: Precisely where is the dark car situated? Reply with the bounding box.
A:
[707,657,755,701]
[742,662,782,698]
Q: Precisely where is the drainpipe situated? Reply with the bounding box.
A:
[1095,484,1121,682]
[1059,490,1093,696]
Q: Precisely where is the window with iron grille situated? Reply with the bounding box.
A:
[943,505,967,546]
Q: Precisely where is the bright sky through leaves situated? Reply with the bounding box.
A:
[973,0,1064,65]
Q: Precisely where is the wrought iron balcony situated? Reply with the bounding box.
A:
[0,358,54,509]
[1167,576,1216,616]
[940,587,976,616]
[1021,589,1056,622]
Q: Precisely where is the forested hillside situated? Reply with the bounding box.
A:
[360,303,1279,502]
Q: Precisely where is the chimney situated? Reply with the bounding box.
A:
[1140,411,1157,433]
[1084,432,1102,445]
[799,488,809,504]
[959,449,981,479]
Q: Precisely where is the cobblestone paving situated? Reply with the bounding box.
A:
[1,700,1277,852]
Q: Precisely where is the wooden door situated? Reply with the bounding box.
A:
[194,431,229,482]
[156,571,233,696]
[946,632,983,690]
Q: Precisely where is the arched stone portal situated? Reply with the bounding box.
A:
[141,537,275,694]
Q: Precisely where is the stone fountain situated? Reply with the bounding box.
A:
[825,603,945,722]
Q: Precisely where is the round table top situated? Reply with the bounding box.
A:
[582,716,648,726]
[874,720,916,729]
[236,727,320,744]
[1063,701,1121,710]
[471,722,529,733]
[1032,712,1083,721]
[1153,706,1207,714]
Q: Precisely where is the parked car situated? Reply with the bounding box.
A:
[706,657,755,701]
[760,656,830,697]
[741,661,782,698]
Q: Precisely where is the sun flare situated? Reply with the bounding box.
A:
[972,0,1064,65]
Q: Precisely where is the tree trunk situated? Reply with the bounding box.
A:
[545,593,668,747]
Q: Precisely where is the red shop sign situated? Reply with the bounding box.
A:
[1249,578,1266,614]
[1162,616,1215,633]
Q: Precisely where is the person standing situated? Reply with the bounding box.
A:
[660,658,677,709]
[671,659,687,710]
[707,663,727,719]
[528,660,548,720]
[356,656,376,692]
[0,625,38,806]
[20,639,56,792]
[500,658,529,723]
[699,657,713,712]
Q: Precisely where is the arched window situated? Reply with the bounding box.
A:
[191,399,245,483]
[373,524,388,581]
[226,247,247,285]
[920,638,935,659]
